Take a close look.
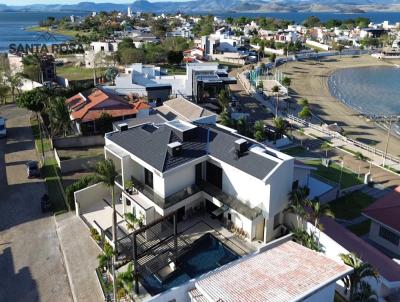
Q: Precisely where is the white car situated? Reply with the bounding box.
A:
[0,117,5,138]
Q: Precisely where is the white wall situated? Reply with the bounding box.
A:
[303,283,336,302]
[293,166,311,188]
[163,164,196,197]
[75,183,110,216]
[368,221,400,256]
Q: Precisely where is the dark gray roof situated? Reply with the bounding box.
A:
[113,113,167,129]
[107,122,278,179]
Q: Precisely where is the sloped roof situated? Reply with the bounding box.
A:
[322,216,400,282]
[363,186,400,232]
[107,121,278,179]
[66,89,149,122]
[195,240,351,302]
[157,97,215,122]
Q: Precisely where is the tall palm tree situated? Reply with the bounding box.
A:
[320,141,333,158]
[272,85,280,117]
[339,253,378,301]
[95,159,119,302]
[46,96,71,137]
[288,186,310,229]
[273,117,287,144]
[307,198,334,247]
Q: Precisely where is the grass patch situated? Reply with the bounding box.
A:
[57,146,103,160]
[302,159,362,189]
[30,117,51,153]
[27,26,91,37]
[42,157,68,213]
[347,220,371,236]
[329,191,375,220]
[281,146,306,156]
[57,65,107,81]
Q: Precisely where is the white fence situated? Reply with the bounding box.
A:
[286,114,400,167]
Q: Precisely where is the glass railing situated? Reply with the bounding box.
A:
[130,176,202,210]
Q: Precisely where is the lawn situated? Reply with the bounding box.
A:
[329,191,375,220]
[302,159,363,189]
[27,26,91,38]
[30,116,67,213]
[57,65,107,81]
[57,146,103,160]
[347,220,371,236]
[281,146,306,156]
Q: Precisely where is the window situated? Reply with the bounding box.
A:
[228,213,232,221]
[273,213,280,229]
[379,226,400,245]
[144,168,153,189]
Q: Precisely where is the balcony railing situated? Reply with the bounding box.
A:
[130,176,202,210]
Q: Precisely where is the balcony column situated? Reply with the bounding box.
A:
[133,233,139,295]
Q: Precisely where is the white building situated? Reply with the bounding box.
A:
[84,41,118,68]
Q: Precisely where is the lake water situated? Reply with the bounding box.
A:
[0,12,87,52]
[328,66,400,132]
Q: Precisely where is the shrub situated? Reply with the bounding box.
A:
[90,228,101,242]
[65,175,96,210]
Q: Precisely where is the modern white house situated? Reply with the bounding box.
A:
[112,62,236,104]
[84,41,118,68]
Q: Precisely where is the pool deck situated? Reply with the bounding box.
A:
[131,214,264,301]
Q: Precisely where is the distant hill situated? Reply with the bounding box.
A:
[1,0,400,13]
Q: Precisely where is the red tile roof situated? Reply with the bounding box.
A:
[66,89,150,123]
[362,186,400,232]
[322,216,400,282]
[195,240,351,302]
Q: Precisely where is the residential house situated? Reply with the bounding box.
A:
[65,88,150,134]
[84,41,118,68]
[363,186,400,256]
[112,63,236,105]
[189,240,352,302]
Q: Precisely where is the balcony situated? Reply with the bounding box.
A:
[130,176,202,210]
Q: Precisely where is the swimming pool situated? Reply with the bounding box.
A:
[140,233,239,296]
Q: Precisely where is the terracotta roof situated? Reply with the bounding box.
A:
[322,216,400,282]
[66,89,149,122]
[362,186,400,232]
[195,240,351,302]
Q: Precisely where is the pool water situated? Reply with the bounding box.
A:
[140,233,239,296]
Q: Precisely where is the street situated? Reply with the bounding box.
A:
[0,104,73,302]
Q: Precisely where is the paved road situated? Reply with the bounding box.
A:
[0,104,73,302]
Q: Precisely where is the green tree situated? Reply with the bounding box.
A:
[217,89,230,111]
[298,105,312,120]
[320,141,333,158]
[273,117,288,143]
[304,16,321,28]
[97,242,114,273]
[272,85,280,117]
[22,54,41,82]
[105,67,119,84]
[352,281,378,302]
[307,198,334,247]
[219,111,232,127]
[253,120,266,142]
[339,253,378,301]
[46,96,71,138]
[167,51,183,65]
[299,98,309,106]
[288,186,310,229]
[282,76,291,88]
[118,48,145,65]
[95,159,119,302]
[0,84,10,104]
[95,112,113,134]
[6,74,22,103]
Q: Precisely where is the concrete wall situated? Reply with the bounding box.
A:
[163,165,196,197]
[55,148,102,173]
[306,39,331,51]
[52,135,104,149]
[303,283,336,302]
[368,220,400,256]
[75,183,110,216]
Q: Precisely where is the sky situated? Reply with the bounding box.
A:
[0,0,187,4]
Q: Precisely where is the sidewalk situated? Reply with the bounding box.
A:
[55,212,104,302]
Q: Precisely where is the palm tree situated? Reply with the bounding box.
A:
[288,186,310,229]
[95,159,119,302]
[218,89,230,111]
[339,253,378,301]
[46,96,71,137]
[272,85,280,117]
[6,74,22,103]
[320,141,333,158]
[307,198,334,247]
[97,242,114,273]
[273,117,287,144]
[0,84,10,104]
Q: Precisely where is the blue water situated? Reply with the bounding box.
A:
[328,66,400,115]
[216,12,400,24]
[140,233,239,296]
[0,12,87,52]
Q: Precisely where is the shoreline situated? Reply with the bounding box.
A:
[284,54,400,156]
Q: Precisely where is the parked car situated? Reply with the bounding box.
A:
[26,161,40,178]
[0,117,6,138]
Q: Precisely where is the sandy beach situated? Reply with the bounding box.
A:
[283,55,400,157]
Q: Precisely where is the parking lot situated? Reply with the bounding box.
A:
[0,104,72,302]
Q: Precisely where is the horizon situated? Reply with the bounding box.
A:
[1,0,189,5]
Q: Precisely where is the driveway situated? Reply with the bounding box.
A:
[0,104,73,302]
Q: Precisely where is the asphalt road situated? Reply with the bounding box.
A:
[0,104,73,302]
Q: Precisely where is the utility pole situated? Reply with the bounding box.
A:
[382,118,394,168]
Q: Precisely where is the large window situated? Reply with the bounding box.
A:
[206,162,222,189]
[379,226,400,246]
[144,168,153,189]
